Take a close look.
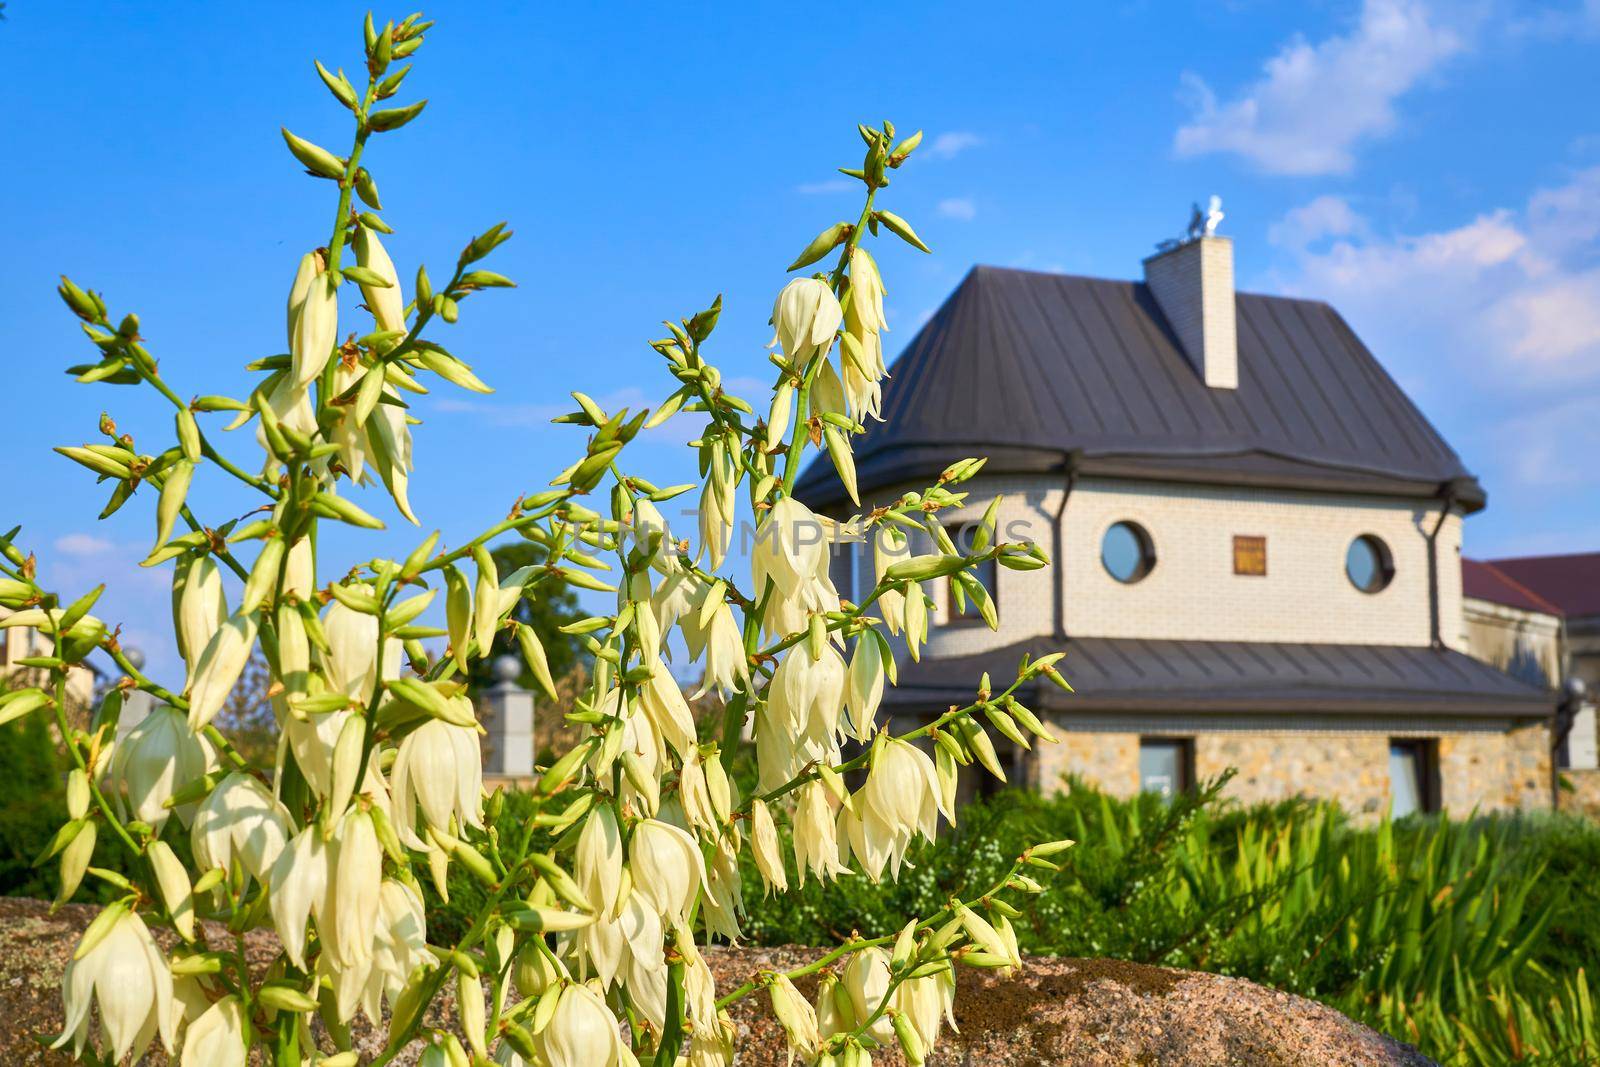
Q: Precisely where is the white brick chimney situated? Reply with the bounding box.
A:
[1143,235,1238,390]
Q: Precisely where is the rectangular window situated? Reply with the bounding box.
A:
[1139,738,1193,799]
[1388,739,1439,817]
[1232,535,1267,576]
[946,557,997,624]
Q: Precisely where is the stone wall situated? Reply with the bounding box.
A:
[1560,767,1600,817]
[1035,716,1550,820]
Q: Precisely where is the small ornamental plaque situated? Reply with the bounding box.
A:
[1233,535,1267,576]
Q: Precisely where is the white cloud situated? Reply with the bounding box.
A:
[1175,0,1472,175]
[925,131,983,160]
[936,197,977,221]
[1271,167,1600,548]
[1267,195,1365,248]
[1274,172,1600,383]
[54,532,115,557]
[795,179,855,196]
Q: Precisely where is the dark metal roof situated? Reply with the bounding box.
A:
[1462,559,1564,617]
[797,266,1483,511]
[1483,553,1600,619]
[887,636,1551,719]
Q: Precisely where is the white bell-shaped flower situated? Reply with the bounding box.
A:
[360,879,430,1024]
[629,818,706,926]
[840,946,895,1043]
[575,804,623,919]
[290,267,338,387]
[353,225,406,334]
[792,781,848,886]
[536,982,632,1067]
[191,771,292,884]
[179,994,247,1067]
[173,553,226,689]
[390,718,484,849]
[768,277,842,363]
[108,704,214,830]
[52,910,175,1062]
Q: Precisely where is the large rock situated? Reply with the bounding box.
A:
[0,897,1432,1066]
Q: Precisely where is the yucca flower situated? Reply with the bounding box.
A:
[702,833,744,942]
[629,818,706,926]
[360,880,429,1025]
[191,771,292,884]
[682,593,748,699]
[108,704,214,830]
[173,554,226,688]
[366,386,419,524]
[53,910,175,1062]
[282,535,316,599]
[323,586,384,705]
[618,895,668,1029]
[767,973,820,1063]
[536,982,634,1067]
[848,247,886,335]
[893,969,957,1056]
[791,781,848,886]
[749,798,788,894]
[180,995,247,1067]
[275,809,386,1024]
[267,826,328,970]
[769,277,842,364]
[390,718,484,850]
[754,697,841,796]
[353,225,406,334]
[290,266,338,387]
[769,642,846,742]
[148,841,195,941]
[283,707,389,803]
[844,633,885,741]
[186,609,261,729]
[839,946,895,1042]
[751,497,842,637]
[575,804,623,918]
[638,660,698,759]
[842,738,948,882]
[872,526,911,635]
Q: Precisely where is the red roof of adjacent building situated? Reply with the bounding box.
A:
[1462,559,1563,616]
[1479,553,1600,618]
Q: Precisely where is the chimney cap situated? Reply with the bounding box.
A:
[1151,195,1225,254]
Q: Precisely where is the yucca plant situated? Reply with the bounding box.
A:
[3,12,1069,1066]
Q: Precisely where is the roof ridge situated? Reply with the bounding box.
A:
[969,263,1333,306]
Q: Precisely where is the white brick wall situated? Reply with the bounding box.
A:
[852,473,1464,659]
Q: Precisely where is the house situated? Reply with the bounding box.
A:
[1461,553,1600,810]
[795,225,1554,818]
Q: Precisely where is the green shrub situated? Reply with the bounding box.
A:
[733,775,1599,1066]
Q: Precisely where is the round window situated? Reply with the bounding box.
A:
[1346,534,1394,593]
[1101,521,1156,584]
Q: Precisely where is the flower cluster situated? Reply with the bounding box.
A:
[14,12,1069,1067]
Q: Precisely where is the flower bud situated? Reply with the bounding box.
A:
[148,840,195,940]
[354,225,406,333]
[290,270,338,387]
[173,553,227,688]
[185,609,260,729]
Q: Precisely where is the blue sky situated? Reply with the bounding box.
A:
[2,1,1598,679]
